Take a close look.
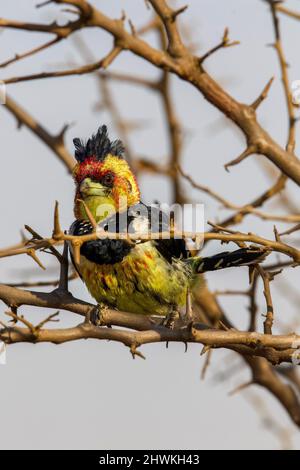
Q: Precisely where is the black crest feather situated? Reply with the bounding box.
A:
[73,125,125,163]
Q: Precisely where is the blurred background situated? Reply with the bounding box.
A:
[1,0,300,450]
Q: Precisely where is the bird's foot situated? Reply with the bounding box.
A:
[160,309,179,329]
[88,303,109,326]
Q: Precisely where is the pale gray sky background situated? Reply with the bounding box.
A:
[1,0,300,450]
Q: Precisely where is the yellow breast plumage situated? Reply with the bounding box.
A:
[79,242,189,316]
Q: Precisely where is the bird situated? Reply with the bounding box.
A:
[69,125,269,323]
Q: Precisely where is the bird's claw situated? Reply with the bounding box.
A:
[89,303,108,326]
[160,309,178,329]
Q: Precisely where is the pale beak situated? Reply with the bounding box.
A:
[80,178,108,197]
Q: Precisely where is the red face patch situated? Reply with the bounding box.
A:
[73,157,105,184]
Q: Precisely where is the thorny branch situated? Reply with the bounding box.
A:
[0,0,300,183]
[1,0,300,435]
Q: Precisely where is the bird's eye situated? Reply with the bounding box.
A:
[102,172,114,187]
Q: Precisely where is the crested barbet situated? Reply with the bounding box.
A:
[70,125,269,321]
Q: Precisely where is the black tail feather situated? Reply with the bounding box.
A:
[196,247,270,273]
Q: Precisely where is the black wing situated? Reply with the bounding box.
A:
[69,220,132,265]
[69,202,189,266]
[145,204,188,262]
[100,202,189,263]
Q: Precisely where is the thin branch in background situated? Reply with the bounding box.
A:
[57,242,70,292]
[6,272,77,289]
[72,36,136,165]
[0,37,61,69]
[199,27,240,64]
[1,0,300,183]
[245,391,294,450]
[155,20,185,203]
[276,4,300,23]
[251,77,274,110]
[2,46,122,85]
[248,274,259,332]
[268,0,297,153]
[257,266,275,335]
[177,164,300,228]
[201,349,212,380]
[4,95,74,172]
